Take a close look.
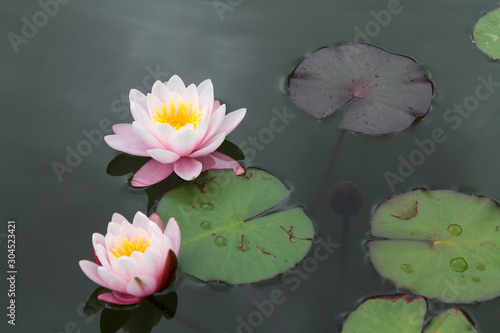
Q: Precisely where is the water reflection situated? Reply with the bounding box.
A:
[84,287,178,333]
[106,140,245,213]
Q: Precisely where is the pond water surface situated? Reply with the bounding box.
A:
[3,0,500,332]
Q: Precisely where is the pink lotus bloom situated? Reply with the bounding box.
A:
[104,75,246,186]
[79,212,180,305]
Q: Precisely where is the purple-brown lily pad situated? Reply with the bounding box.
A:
[289,44,432,135]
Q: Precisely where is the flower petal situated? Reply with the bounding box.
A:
[197,151,245,175]
[141,247,163,282]
[112,123,135,136]
[132,211,151,230]
[111,213,128,226]
[132,122,163,149]
[131,102,155,131]
[189,133,225,158]
[98,291,144,305]
[174,157,203,180]
[131,159,174,187]
[154,123,177,151]
[212,100,221,112]
[202,104,226,146]
[165,218,181,256]
[115,256,142,281]
[181,83,199,106]
[149,213,165,232]
[79,260,106,286]
[157,250,178,292]
[98,266,129,293]
[170,125,196,155]
[166,75,186,94]
[197,79,214,115]
[126,275,158,297]
[215,108,247,136]
[94,244,111,270]
[104,135,150,156]
[129,89,148,112]
[146,93,164,118]
[151,80,170,105]
[147,149,181,164]
[193,110,210,147]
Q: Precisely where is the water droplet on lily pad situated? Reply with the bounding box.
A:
[447,224,462,237]
[199,202,214,210]
[474,263,486,271]
[214,235,227,247]
[157,169,314,284]
[369,189,500,303]
[200,221,212,230]
[400,264,414,274]
[449,257,468,273]
[472,277,481,283]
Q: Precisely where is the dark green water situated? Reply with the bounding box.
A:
[2,0,500,332]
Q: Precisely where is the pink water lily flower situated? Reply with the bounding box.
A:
[104,75,246,186]
[79,212,180,305]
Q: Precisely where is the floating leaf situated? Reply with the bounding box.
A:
[289,44,432,135]
[341,295,478,333]
[341,295,426,333]
[473,8,500,59]
[423,308,477,333]
[156,169,314,284]
[369,189,500,303]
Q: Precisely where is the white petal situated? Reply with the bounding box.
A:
[126,276,158,297]
[147,149,181,164]
[151,80,170,105]
[170,125,196,155]
[166,75,186,94]
[181,84,199,106]
[132,122,163,149]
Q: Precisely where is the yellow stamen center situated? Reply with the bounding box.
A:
[152,98,201,130]
[110,237,151,259]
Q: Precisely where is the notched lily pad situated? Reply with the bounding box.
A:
[369,189,500,303]
[473,8,500,59]
[423,308,477,333]
[341,295,477,333]
[289,44,432,135]
[341,295,426,333]
[156,168,314,284]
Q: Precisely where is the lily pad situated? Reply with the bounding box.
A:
[289,44,432,135]
[423,308,477,333]
[369,189,500,303]
[156,168,314,284]
[473,8,500,59]
[341,295,477,333]
[341,295,426,333]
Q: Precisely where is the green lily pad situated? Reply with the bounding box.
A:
[473,8,500,59]
[369,189,500,303]
[156,168,314,284]
[341,295,478,333]
[423,308,477,333]
[341,296,426,333]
